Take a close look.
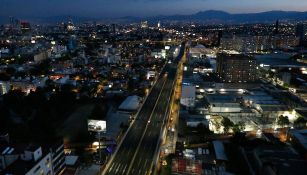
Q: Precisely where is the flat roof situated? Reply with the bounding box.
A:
[218,53,256,60]
[182,85,196,99]
[254,144,307,175]
[4,151,50,175]
[118,95,141,111]
[260,105,289,112]
[213,140,228,161]
[65,155,79,166]
[290,129,307,150]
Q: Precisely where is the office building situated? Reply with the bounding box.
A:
[216,53,257,83]
[296,23,305,46]
[20,21,31,33]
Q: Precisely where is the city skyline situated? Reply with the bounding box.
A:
[1,1,307,175]
[1,0,307,18]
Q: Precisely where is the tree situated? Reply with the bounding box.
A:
[215,121,221,132]
[221,117,234,134]
[233,121,245,133]
[277,115,290,128]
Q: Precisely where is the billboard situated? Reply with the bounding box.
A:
[88,120,106,132]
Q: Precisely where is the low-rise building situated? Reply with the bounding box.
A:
[289,129,307,159]
[172,158,202,175]
[118,95,142,112]
[0,137,66,175]
[0,81,10,95]
[180,85,196,108]
[249,144,307,175]
[2,145,53,175]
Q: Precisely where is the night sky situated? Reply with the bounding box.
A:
[0,0,306,18]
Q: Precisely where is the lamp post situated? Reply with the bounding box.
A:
[98,131,102,164]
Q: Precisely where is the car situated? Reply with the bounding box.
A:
[95,160,104,165]
[148,120,151,124]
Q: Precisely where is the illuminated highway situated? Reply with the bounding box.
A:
[103,43,185,175]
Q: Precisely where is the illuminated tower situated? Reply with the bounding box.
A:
[157,21,161,28]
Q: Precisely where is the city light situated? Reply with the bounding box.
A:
[2,2,307,175]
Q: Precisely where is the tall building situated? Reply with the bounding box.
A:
[9,16,19,30]
[157,21,161,28]
[20,21,31,33]
[66,21,75,31]
[141,21,148,28]
[274,20,279,35]
[68,35,78,50]
[296,23,305,46]
[216,53,258,83]
[216,30,223,47]
[111,24,117,35]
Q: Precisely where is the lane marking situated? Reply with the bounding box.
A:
[127,149,131,156]
[137,159,142,166]
[122,165,127,174]
[114,163,120,174]
[108,163,115,173]
[101,73,166,175]
[144,159,148,167]
[126,76,168,175]
[131,168,135,174]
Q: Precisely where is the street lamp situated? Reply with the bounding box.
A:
[88,120,107,164]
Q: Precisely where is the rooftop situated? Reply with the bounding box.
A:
[4,149,50,175]
[218,53,256,60]
[289,129,307,150]
[213,140,228,161]
[118,95,141,111]
[253,144,307,175]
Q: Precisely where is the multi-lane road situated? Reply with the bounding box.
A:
[103,43,185,175]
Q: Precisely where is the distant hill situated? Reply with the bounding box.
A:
[142,10,307,24]
[1,10,307,25]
